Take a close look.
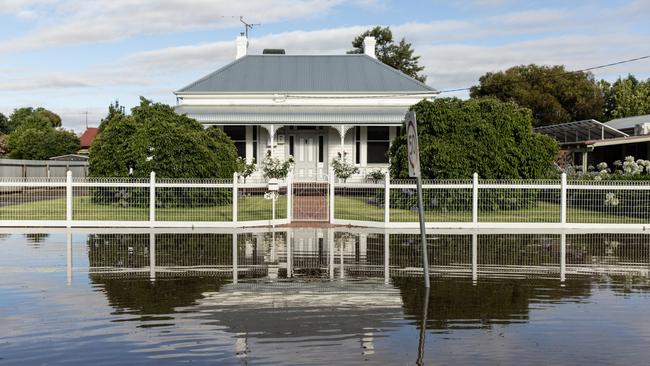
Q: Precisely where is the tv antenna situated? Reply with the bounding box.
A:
[239,16,260,37]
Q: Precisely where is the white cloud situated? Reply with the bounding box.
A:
[0,0,359,52]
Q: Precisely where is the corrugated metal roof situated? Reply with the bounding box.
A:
[175,105,409,124]
[176,55,435,94]
[604,114,650,130]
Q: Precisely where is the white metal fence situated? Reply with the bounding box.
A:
[330,172,650,229]
[1,171,649,229]
[0,171,290,228]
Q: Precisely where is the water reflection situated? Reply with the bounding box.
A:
[84,229,650,283]
[2,229,650,365]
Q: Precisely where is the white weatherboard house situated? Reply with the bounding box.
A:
[174,35,436,180]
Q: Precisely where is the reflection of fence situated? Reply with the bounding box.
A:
[77,229,650,282]
[331,172,650,229]
[0,172,290,227]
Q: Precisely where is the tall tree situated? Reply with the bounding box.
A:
[0,112,9,134]
[349,26,427,82]
[8,107,62,132]
[600,75,650,120]
[470,64,604,127]
[7,115,79,159]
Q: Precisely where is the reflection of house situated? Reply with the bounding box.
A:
[536,114,650,171]
[174,35,436,180]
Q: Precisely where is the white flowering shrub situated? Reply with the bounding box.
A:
[331,152,359,182]
[262,152,294,179]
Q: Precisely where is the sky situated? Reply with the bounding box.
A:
[1,0,649,132]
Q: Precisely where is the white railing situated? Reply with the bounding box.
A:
[330,172,650,229]
[0,171,291,228]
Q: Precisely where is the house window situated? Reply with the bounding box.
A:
[367,126,390,164]
[318,135,324,163]
[223,126,246,158]
[252,126,258,161]
[355,127,361,164]
[289,135,295,156]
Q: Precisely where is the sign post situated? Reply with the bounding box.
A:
[405,111,430,288]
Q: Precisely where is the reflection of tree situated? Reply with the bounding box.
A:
[90,275,224,314]
[25,233,49,245]
[393,277,593,329]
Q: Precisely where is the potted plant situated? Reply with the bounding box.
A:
[331,152,359,183]
[366,169,385,183]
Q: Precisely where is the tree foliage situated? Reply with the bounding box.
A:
[349,26,426,82]
[470,64,604,127]
[7,115,79,160]
[600,75,650,120]
[389,98,559,180]
[89,97,239,179]
[7,107,62,132]
[0,113,9,134]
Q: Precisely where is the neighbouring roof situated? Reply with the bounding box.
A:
[79,127,99,148]
[174,105,409,124]
[49,154,89,161]
[176,54,435,94]
[604,114,650,130]
[534,119,628,145]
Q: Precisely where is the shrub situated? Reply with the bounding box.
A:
[261,152,293,179]
[331,152,359,182]
[88,98,240,207]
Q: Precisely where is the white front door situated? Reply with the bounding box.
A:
[293,134,317,178]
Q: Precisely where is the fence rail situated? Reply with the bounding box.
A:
[0,171,649,229]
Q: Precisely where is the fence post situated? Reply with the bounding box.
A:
[66,170,72,228]
[472,172,478,224]
[384,171,390,225]
[233,172,238,225]
[329,169,335,224]
[149,171,156,227]
[560,172,567,224]
[287,173,293,221]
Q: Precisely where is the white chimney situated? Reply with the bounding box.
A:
[363,36,376,58]
[236,34,248,59]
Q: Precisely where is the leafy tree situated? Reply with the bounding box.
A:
[0,112,8,134]
[98,100,126,131]
[7,115,80,159]
[0,134,8,155]
[8,107,62,132]
[470,64,604,127]
[389,97,559,180]
[600,75,650,120]
[89,97,239,179]
[349,26,426,82]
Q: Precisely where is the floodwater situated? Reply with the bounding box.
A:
[1,228,650,365]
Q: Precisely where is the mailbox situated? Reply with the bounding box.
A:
[268,178,279,192]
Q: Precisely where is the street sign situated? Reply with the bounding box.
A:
[405,111,420,178]
[403,111,430,288]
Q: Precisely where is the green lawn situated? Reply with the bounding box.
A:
[0,195,287,222]
[334,196,647,224]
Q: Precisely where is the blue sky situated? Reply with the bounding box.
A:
[1,0,649,131]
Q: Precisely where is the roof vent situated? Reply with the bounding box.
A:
[263,49,286,54]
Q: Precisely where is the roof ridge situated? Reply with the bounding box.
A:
[359,54,435,92]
